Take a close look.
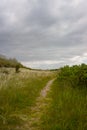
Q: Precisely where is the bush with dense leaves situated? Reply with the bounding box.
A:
[57,64,87,88]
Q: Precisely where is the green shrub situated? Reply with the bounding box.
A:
[15,64,20,73]
[57,64,87,88]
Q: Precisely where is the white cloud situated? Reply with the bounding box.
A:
[22,60,64,69]
[72,0,83,7]
[70,56,81,62]
[83,53,87,56]
[70,53,87,65]
[22,52,87,69]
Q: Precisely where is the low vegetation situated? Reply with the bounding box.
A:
[0,68,55,130]
[0,63,87,130]
[58,64,87,88]
[41,79,87,130]
[41,64,87,130]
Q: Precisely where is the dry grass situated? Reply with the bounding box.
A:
[0,68,55,130]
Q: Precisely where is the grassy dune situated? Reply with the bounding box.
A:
[1,67,87,130]
[0,68,55,130]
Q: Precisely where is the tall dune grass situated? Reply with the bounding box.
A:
[0,68,55,130]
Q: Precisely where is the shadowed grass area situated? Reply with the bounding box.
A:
[41,79,87,130]
[0,68,55,130]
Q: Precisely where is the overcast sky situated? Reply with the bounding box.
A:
[0,0,87,69]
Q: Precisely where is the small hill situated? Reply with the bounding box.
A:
[0,54,23,68]
[0,54,6,59]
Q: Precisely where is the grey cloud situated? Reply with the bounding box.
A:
[0,0,87,69]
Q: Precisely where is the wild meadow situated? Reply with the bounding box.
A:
[41,64,87,130]
[0,68,55,130]
[0,64,87,130]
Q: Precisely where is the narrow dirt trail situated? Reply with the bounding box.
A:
[24,79,55,130]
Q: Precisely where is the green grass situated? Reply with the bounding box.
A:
[0,68,55,130]
[41,79,87,130]
[1,68,87,130]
